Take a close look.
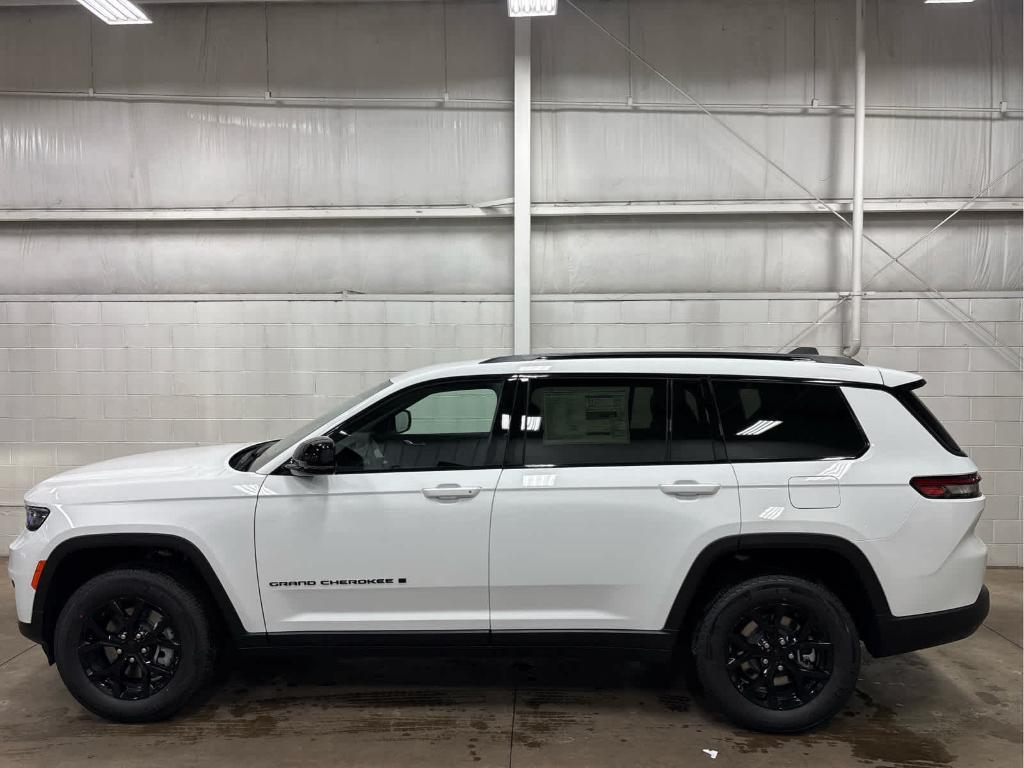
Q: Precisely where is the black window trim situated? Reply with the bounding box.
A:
[890,380,967,458]
[275,374,520,476]
[709,376,871,464]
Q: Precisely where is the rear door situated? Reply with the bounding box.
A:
[488,375,741,632]
[712,378,870,537]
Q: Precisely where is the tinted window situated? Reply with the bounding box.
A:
[523,378,667,466]
[670,379,716,463]
[330,380,503,472]
[713,380,866,462]
[892,387,967,457]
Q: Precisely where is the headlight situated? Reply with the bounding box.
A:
[25,505,50,531]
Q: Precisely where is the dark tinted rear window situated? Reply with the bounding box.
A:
[713,380,867,462]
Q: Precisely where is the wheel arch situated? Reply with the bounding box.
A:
[664,534,892,656]
[31,533,249,661]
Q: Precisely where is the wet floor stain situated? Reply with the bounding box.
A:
[975,690,1001,706]
[725,688,956,767]
[657,693,691,712]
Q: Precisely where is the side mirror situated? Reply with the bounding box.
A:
[285,436,335,476]
[393,409,411,434]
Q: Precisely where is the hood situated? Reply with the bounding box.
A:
[25,443,256,507]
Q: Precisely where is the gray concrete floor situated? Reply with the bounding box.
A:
[0,568,1020,768]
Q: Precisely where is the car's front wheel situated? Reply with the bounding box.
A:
[692,574,860,732]
[54,568,216,722]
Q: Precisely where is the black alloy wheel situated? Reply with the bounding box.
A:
[693,575,860,733]
[55,568,216,722]
[725,601,833,710]
[77,596,182,700]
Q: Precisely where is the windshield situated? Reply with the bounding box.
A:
[249,379,393,472]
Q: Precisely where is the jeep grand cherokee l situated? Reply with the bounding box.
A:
[9,351,989,732]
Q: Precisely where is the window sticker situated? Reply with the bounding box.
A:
[541,387,631,445]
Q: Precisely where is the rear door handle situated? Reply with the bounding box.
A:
[422,485,482,501]
[659,481,721,497]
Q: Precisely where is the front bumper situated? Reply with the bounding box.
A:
[865,585,989,657]
[18,619,53,662]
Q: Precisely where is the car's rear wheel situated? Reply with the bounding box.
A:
[54,568,216,722]
[692,575,860,732]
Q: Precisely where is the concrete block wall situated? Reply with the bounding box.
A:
[0,296,513,552]
[0,292,1020,564]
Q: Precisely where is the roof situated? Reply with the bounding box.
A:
[481,350,862,366]
[389,349,925,390]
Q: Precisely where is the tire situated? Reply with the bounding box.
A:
[54,568,217,722]
[692,575,860,733]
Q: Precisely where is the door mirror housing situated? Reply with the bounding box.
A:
[393,409,411,434]
[285,437,336,476]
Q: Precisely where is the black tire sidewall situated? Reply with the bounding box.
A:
[695,577,860,733]
[54,569,212,722]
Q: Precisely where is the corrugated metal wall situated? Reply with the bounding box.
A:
[0,0,1021,559]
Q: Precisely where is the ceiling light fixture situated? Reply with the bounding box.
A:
[508,0,558,17]
[923,0,974,4]
[76,0,151,25]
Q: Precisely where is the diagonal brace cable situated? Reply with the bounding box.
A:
[564,0,1021,367]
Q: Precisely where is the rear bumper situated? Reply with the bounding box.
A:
[865,585,989,658]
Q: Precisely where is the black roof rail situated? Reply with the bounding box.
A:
[480,351,863,366]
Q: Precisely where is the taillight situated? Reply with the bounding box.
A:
[910,473,982,499]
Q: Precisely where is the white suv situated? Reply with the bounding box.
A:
[9,350,989,732]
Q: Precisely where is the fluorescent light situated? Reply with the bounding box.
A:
[508,0,557,17]
[77,0,151,25]
[736,419,782,437]
[924,0,974,3]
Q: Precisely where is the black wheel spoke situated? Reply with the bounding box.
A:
[729,633,761,655]
[148,616,167,638]
[726,599,833,712]
[794,617,812,642]
[78,640,119,657]
[127,598,147,634]
[792,640,831,651]
[77,594,181,702]
[85,616,109,640]
[110,599,128,626]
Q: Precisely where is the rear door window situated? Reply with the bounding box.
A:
[713,380,867,462]
[522,377,668,466]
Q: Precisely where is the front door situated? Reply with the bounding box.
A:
[489,375,741,632]
[255,376,512,634]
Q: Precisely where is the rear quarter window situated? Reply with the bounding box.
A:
[713,380,868,462]
[891,387,967,457]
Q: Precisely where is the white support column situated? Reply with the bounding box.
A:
[513,18,532,355]
[843,0,866,357]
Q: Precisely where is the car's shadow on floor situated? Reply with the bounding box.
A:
[216,649,697,696]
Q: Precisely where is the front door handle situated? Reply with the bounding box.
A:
[422,485,482,501]
[659,481,721,497]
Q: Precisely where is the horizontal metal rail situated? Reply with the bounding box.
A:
[0,89,1020,116]
[0,198,1019,223]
